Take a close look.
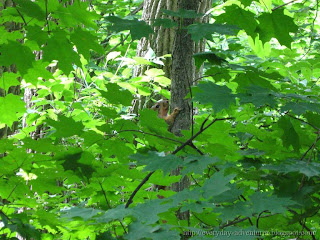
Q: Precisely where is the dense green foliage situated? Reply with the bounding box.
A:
[0,0,320,239]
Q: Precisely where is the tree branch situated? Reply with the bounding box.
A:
[287,113,320,131]
[12,0,27,25]
[272,0,298,11]
[99,182,128,234]
[125,117,233,208]
[129,2,144,15]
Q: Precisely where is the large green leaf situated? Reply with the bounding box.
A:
[0,94,26,126]
[130,152,183,176]
[276,116,300,152]
[106,16,153,40]
[238,85,277,107]
[193,52,228,70]
[54,1,100,29]
[193,81,236,113]
[215,5,258,38]
[42,31,81,74]
[256,9,298,48]
[70,28,104,60]
[0,41,34,74]
[46,115,84,138]
[98,83,133,106]
[0,72,20,91]
[188,23,239,41]
[201,172,235,199]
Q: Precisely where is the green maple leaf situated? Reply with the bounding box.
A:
[0,26,23,44]
[219,201,252,222]
[281,102,320,115]
[241,0,254,7]
[277,116,300,152]
[215,5,258,38]
[0,72,20,92]
[96,205,132,223]
[182,155,221,175]
[0,94,26,126]
[59,151,95,179]
[127,222,179,240]
[256,9,298,48]
[249,192,297,214]
[238,85,277,107]
[61,206,102,221]
[262,159,320,178]
[139,109,169,134]
[132,199,172,223]
[54,1,100,29]
[23,60,53,86]
[153,19,177,28]
[15,0,45,20]
[0,41,34,75]
[106,16,153,40]
[193,81,236,113]
[46,115,84,138]
[193,52,228,70]
[130,152,183,176]
[201,172,235,199]
[304,112,320,129]
[188,23,239,41]
[98,83,133,106]
[25,25,49,49]
[70,28,103,60]
[43,31,81,74]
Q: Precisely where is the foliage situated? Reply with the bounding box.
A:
[0,0,320,239]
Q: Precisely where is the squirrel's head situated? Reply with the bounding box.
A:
[151,99,169,117]
[151,99,169,112]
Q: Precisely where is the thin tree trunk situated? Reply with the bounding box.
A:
[170,0,205,224]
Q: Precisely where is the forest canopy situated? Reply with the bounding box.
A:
[0,0,320,239]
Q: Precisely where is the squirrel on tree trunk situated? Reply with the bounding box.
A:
[151,99,181,128]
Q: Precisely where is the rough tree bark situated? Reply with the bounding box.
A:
[169,0,202,224]
[134,0,211,80]
[135,0,212,225]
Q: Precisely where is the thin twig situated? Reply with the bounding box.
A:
[220,216,250,229]
[272,0,298,11]
[299,132,320,190]
[95,34,131,61]
[287,113,320,131]
[190,175,201,187]
[12,0,27,25]
[299,220,316,240]
[45,0,50,33]
[99,182,128,234]
[129,2,144,15]
[192,212,214,226]
[125,171,154,208]
[256,210,269,228]
[117,129,184,144]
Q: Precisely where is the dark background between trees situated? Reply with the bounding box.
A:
[0,0,320,239]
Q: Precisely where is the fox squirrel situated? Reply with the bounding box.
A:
[151,99,181,127]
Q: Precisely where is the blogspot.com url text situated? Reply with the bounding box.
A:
[183,230,317,237]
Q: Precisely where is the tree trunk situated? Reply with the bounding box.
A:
[135,0,212,226]
[170,0,202,225]
[132,0,211,115]
[134,0,210,79]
